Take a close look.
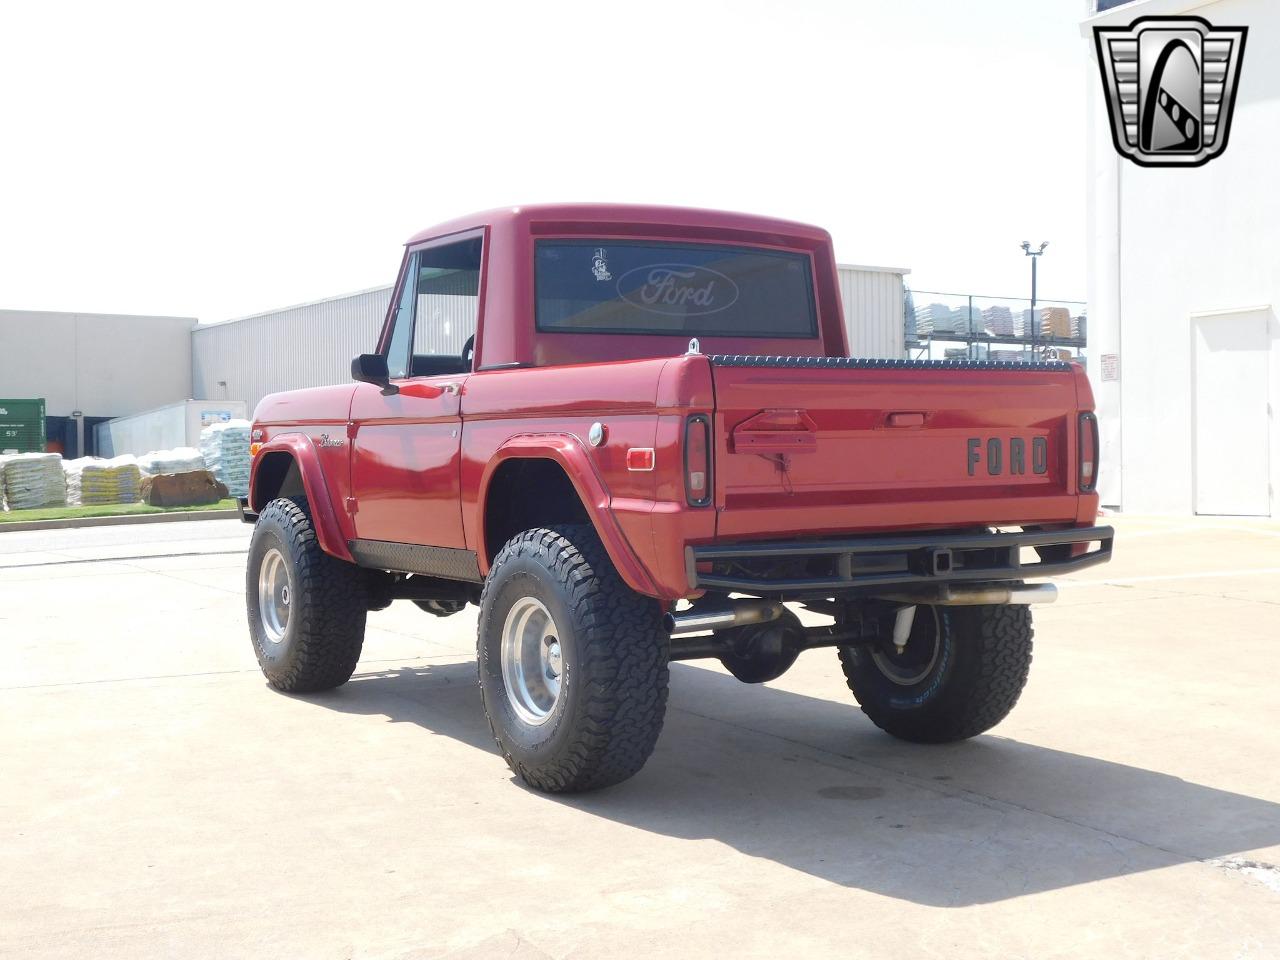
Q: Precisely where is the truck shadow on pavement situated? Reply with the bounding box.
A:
[306,659,1280,907]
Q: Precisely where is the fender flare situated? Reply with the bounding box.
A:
[476,434,658,597]
[249,434,353,562]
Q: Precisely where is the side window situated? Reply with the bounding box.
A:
[385,252,418,380]
[411,236,482,375]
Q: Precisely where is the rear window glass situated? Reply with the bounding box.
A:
[535,240,817,339]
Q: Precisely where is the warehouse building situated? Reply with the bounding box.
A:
[0,309,195,456]
[192,264,910,411]
[2,262,908,453]
[1084,0,1278,516]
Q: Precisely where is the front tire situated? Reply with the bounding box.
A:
[838,604,1033,743]
[477,525,669,793]
[246,497,368,692]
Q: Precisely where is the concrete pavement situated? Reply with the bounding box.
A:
[2,516,1278,958]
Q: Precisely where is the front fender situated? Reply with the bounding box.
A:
[249,433,353,562]
[477,434,658,597]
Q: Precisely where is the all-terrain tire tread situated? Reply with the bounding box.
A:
[477,524,668,792]
[838,604,1032,743]
[248,497,367,693]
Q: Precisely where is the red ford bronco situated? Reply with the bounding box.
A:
[242,204,1112,793]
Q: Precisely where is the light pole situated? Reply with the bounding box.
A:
[1021,241,1048,359]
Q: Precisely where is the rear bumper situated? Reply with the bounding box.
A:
[687,525,1114,594]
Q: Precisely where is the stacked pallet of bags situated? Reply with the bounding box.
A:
[138,447,206,476]
[200,420,251,498]
[63,456,143,506]
[0,453,68,510]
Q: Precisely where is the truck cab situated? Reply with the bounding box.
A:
[243,204,1112,794]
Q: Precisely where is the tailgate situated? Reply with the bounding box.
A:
[709,355,1084,539]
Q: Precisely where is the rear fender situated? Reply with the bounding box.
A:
[249,434,353,562]
[477,434,657,596]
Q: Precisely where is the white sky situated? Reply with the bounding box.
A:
[0,0,1090,324]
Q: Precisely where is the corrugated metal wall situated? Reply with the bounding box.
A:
[837,265,906,359]
[193,265,907,412]
[192,287,392,412]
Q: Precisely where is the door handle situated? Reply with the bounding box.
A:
[397,382,460,400]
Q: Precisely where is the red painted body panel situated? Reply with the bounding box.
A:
[247,205,1100,602]
[249,384,360,557]
[472,433,659,597]
[709,361,1085,538]
[249,430,354,561]
[349,378,466,547]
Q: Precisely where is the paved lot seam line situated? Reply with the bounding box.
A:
[2,549,250,570]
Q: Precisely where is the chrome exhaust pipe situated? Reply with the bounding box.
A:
[936,583,1058,605]
[664,599,785,637]
[877,583,1058,606]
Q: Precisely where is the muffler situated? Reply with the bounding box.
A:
[664,599,785,636]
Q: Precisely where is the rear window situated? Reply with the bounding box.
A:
[535,240,817,339]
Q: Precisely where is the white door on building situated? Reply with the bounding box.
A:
[1192,310,1270,516]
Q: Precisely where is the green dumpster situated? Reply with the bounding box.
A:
[0,399,46,454]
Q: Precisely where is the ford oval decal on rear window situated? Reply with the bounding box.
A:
[618,264,740,316]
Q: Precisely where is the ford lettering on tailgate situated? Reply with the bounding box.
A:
[967,437,1048,477]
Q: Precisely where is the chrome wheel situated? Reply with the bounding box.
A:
[500,596,564,726]
[871,606,942,686]
[258,546,292,645]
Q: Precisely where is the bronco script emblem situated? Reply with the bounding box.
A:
[618,264,739,317]
[1093,16,1247,168]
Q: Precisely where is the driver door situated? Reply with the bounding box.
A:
[348,234,482,548]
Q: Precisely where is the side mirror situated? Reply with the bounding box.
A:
[351,353,398,395]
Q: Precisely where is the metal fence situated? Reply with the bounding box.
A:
[906,289,1087,363]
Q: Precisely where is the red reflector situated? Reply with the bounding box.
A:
[626,447,655,471]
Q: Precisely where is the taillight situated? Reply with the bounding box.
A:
[685,414,712,506]
[1078,412,1099,493]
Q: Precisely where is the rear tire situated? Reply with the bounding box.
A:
[477,525,669,793]
[838,604,1033,743]
[246,496,368,692]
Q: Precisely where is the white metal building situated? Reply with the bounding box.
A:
[192,264,909,413]
[838,263,910,360]
[1085,0,1278,516]
[192,286,390,413]
[0,309,195,456]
